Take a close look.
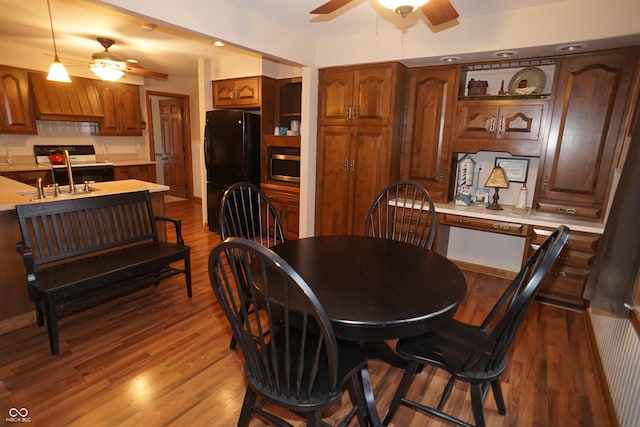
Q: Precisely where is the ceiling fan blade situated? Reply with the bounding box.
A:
[125,64,169,80]
[310,0,354,14]
[420,0,459,26]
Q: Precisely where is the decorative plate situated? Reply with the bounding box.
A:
[508,67,546,94]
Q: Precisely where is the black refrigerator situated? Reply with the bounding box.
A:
[204,109,261,232]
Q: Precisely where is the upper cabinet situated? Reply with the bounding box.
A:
[29,72,104,121]
[400,65,458,202]
[96,81,142,136]
[452,99,547,156]
[0,65,36,134]
[533,47,639,221]
[318,64,395,127]
[276,77,302,128]
[213,76,263,108]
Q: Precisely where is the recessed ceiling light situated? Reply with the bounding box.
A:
[494,50,517,58]
[212,41,226,47]
[141,23,157,32]
[558,43,585,52]
[440,56,460,63]
[126,59,138,64]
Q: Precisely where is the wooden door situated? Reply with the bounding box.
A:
[351,65,394,126]
[401,66,457,202]
[0,66,36,134]
[535,48,638,220]
[159,98,187,198]
[318,68,353,126]
[315,126,352,235]
[118,84,142,135]
[348,126,392,234]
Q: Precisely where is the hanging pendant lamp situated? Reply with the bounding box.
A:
[46,0,71,82]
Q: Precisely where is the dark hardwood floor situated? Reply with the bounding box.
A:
[0,198,613,426]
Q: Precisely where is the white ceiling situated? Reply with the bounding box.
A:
[1,0,638,80]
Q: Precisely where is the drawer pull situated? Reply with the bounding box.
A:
[492,223,510,231]
[489,117,496,133]
[557,255,569,261]
[455,219,469,224]
[558,207,577,214]
[551,271,567,277]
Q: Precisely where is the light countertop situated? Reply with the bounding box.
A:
[0,176,169,212]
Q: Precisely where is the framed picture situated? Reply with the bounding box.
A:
[495,157,529,183]
[474,187,490,206]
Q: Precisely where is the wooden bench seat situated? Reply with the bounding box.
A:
[15,190,191,355]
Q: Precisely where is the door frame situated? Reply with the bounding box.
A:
[145,90,193,199]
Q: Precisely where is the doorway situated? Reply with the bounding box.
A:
[146,91,193,199]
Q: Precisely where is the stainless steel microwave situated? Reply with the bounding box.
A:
[268,146,300,183]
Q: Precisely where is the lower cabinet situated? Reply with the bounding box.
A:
[113,164,156,182]
[525,226,599,308]
[262,185,299,240]
[0,170,53,187]
[440,213,528,237]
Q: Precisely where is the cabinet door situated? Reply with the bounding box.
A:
[212,80,237,107]
[497,103,545,141]
[315,126,352,235]
[401,66,457,202]
[351,66,394,126]
[318,69,354,125]
[97,83,142,136]
[97,83,120,135]
[212,77,261,108]
[264,187,300,240]
[534,48,638,220]
[348,126,392,234]
[0,66,36,134]
[454,102,499,139]
[117,84,142,135]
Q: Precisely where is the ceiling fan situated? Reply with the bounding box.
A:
[89,37,168,81]
[311,0,459,26]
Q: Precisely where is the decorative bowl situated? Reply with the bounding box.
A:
[48,154,65,165]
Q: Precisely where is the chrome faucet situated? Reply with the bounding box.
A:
[37,177,46,199]
[63,149,75,193]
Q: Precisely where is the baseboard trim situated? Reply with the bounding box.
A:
[0,312,35,336]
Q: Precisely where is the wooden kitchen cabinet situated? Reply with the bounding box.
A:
[526,226,600,308]
[0,65,36,134]
[452,99,547,156]
[213,76,263,108]
[113,164,156,182]
[318,63,397,126]
[534,47,639,221]
[0,170,53,187]
[96,81,142,136]
[262,184,299,240]
[29,72,104,121]
[316,62,406,236]
[400,66,458,202]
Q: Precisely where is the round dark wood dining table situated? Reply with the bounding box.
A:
[270,235,468,342]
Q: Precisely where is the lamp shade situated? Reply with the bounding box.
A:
[47,57,71,83]
[378,0,428,16]
[90,63,125,81]
[485,166,509,189]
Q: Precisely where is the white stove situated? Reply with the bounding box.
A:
[34,145,115,184]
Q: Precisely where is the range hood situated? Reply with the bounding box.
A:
[29,72,104,122]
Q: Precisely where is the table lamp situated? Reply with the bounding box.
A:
[484,166,509,210]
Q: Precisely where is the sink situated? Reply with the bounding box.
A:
[20,185,100,201]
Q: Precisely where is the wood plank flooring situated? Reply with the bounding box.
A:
[0,198,613,426]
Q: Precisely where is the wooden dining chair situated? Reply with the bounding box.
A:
[383,225,570,427]
[219,181,285,248]
[365,180,438,250]
[219,182,285,349]
[208,237,377,427]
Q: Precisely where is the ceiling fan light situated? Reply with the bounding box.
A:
[47,57,71,83]
[378,0,428,17]
[90,63,125,81]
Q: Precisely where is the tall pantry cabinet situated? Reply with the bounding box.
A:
[315,62,407,235]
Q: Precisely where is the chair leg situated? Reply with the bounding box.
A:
[306,410,322,427]
[44,297,59,355]
[238,388,257,427]
[345,374,369,426]
[360,366,383,427]
[491,379,507,415]
[383,360,420,426]
[437,376,456,410]
[470,383,486,427]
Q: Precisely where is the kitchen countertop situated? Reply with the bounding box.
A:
[0,176,169,212]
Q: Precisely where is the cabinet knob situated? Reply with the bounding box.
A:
[344,159,349,171]
[439,168,446,183]
[542,175,549,192]
[492,223,510,231]
[345,106,352,120]
[558,207,577,214]
[498,117,505,133]
[489,117,496,133]
[349,159,355,172]
[352,105,359,119]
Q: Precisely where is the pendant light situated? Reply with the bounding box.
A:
[46,0,71,82]
[378,0,428,18]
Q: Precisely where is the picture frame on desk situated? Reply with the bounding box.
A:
[474,188,490,206]
[495,157,529,183]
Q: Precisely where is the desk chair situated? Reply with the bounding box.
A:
[365,180,437,250]
[383,225,570,427]
[209,238,378,427]
[220,182,285,349]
